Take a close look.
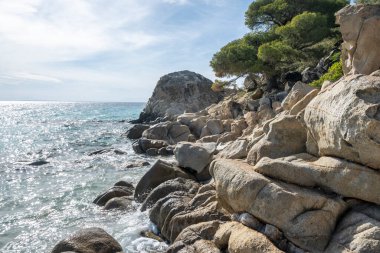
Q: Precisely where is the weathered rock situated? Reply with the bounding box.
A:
[188,116,208,138]
[210,159,347,251]
[281,82,315,110]
[142,121,190,144]
[138,138,168,152]
[93,185,134,206]
[146,148,158,156]
[123,161,150,169]
[255,154,380,205]
[206,119,224,135]
[134,159,195,202]
[289,89,319,116]
[304,74,380,170]
[235,213,264,231]
[325,203,380,253]
[217,132,239,143]
[208,100,243,120]
[174,142,216,173]
[114,181,134,188]
[336,4,380,75]
[149,183,229,243]
[247,114,307,165]
[217,139,248,159]
[51,228,123,253]
[231,119,248,136]
[104,196,133,210]
[198,134,220,143]
[136,71,220,123]
[251,88,264,100]
[141,178,199,211]
[124,124,149,139]
[214,222,284,253]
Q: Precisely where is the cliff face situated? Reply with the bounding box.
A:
[135,70,221,123]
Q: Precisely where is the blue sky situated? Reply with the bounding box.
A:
[0,0,251,102]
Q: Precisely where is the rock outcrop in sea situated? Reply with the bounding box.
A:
[52,4,380,253]
[133,70,222,123]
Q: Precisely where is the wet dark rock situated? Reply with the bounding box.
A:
[104,196,133,210]
[28,160,49,166]
[141,178,199,211]
[146,148,159,156]
[88,148,126,156]
[51,227,122,253]
[124,124,150,139]
[114,181,134,188]
[134,159,196,203]
[93,185,134,206]
[124,161,150,168]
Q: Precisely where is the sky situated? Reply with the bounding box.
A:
[0,0,251,102]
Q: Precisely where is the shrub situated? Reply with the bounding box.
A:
[311,61,343,87]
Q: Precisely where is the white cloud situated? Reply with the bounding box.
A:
[163,0,189,4]
[0,0,249,101]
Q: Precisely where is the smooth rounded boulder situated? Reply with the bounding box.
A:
[51,227,123,253]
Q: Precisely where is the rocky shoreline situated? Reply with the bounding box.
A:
[51,4,380,253]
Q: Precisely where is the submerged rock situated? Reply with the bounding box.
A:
[51,227,123,253]
[28,160,49,166]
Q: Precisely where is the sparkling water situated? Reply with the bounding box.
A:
[0,101,168,253]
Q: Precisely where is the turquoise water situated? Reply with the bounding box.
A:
[0,101,167,253]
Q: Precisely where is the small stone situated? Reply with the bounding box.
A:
[146,148,159,156]
[264,224,283,242]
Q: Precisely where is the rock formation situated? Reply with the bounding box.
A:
[135,70,221,123]
[336,4,380,75]
[53,4,380,253]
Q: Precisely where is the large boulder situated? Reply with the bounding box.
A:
[124,124,149,139]
[141,178,200,211]
[170,221,284,253]
[255,154,380,205]
[149,183,229,242]
[210,159,347,251]
[281,82,315,110]
[51,228,123,253]
[217,139,249,159]
[325,203,380,253]
[174,142,216,174]
[336,4,380,75]
[247,114,307,165]
[304,74,380,170]
[136,71,221,123]
[142,121,191,144]
[134,159,195,202]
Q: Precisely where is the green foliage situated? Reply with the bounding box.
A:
[275,12,330,47]
[210,0,349,82]
[245,0,348,31]
[311,61,343,87]
[210,38,263,78]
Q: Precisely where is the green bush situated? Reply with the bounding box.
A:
[311,61,343,87]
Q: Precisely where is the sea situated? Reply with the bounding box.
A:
[0,101,168,253]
